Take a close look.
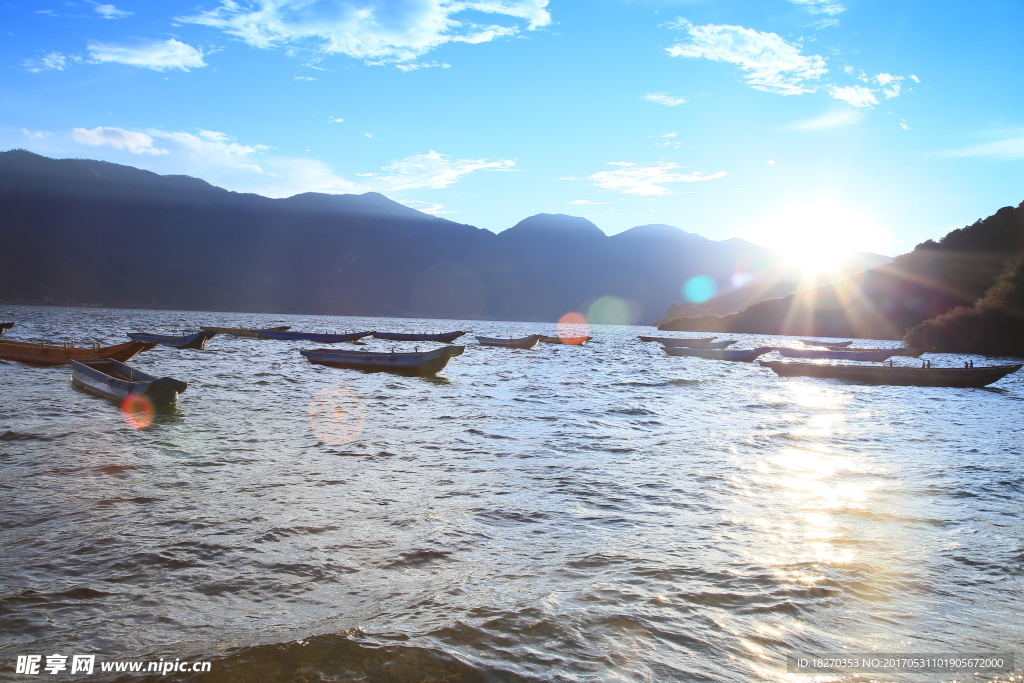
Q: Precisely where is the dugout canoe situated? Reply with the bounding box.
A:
[300,346,464,376]
[71,359,187,405]
[800,339,853,347]
[476,335,543,349]
[371,331,467,343]
[0,339,157,366]
[539,335,592,345]
[761,361,1022,387]
[662,346,775,362]
[777,347,897,362]
[200,325,290,338]
[638,335,717,343]
[659,339,736,349]
[257,330,372,343]
[127,330,217,350]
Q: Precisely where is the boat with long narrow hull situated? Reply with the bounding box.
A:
[539,335,592,345]
[200,325,290,338]
[638,335,717,343]
[659,339,736,349]
[300,346,464,376]
[662,346,774,362]
[777,347,897,362]
[371,331,467,343]
[0,339,157,366]
[0,322,13,336]
[761,361,1022,387]
[127,330,217,350]
[800,339,853,347]
[70,359,188,404]
[257,330,372,343]
[476,335,543,349]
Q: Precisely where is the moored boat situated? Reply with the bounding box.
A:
[371,331,467,343]
[200,325,290,338]
[257,330,372,343]
[0,321,13,336]
[659,339,736,349]
[70,359,188,404]
[800,339,853,347]
[777,347,897,362]
[539,335,592,345]
[0,339,157,366]
[127,330,218,350]
[662,346,775,362]
[638,335,717,343]
[476,335,543,349]
[300,346,464,376]
[761,361,1022,387]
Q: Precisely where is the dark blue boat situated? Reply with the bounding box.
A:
[0,321,13,336]
[371,331,466,343]
[662,346,775,362]
[300,346,464,376]
[71,359,187,405]
[257,329,372,343]
[127,330,218,350]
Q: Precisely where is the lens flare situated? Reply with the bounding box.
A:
[683,275,716,303]
[587,296,634,326]
[120,393,155,430]
[557,312,590,344]
[731,272,752,288]
[309,386,365,446]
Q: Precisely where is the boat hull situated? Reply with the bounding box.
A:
[638,336,717,343]
[200,325,290,338]
[761,361,1023,387]
[475,335,542,349]
[800,339,853,347]
[300,346,464,376]
[258,330,372,343]
[127,330,217,350]
[70,359,188,405]
[660,339,736,349]
[539,336,591,345]
[0,339,157,366]
[371,331,467,343]
[662,346,773,362]
[778,348,897,362]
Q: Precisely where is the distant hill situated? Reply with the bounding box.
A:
[0,150,794,323]
[659,202,1024,342]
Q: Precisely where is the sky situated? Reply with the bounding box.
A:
[2,0,1023,262]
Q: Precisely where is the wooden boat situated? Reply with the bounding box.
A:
[70,359,188,405]
[659,339,736,349]
[662,346,775,362]
[257,329,372,343]
[371,331,467,343]
[638,335,717,343]
[476,335,543,349]
[539,335,592,345]
[777,347,897,362]
[0,321,13,336]
[127,330,217,350]
[200,325,290,338]
[0,339,157,366]
[300,346,464,376]
[761,361,1022,387]
[800,339,853,347]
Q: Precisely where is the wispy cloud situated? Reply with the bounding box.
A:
[786,108,867,130]
[643,92,687,106]
[87,38,207,71]
[23,51,79,73]
[585,161,727,196]
[937,129,1024,160]
[180,0,550,67]
[94,3,133,19]
[828,84,879,107]
[328,117,344,123]
[375,151,514,191]
[72,127,169,155]
[666,20,827,95]
[789,0,846,15]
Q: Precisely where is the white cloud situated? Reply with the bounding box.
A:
[181,0,551,66]
[87,38,206,71]
[22,129,53,140]
[899,120,911,131]
[23,51,78,73]
[94,3,133,19]
[569,199,610,205]
[828,84,879,107]
[643,92,687,106]
[786,108,867,130]
[789,0,845,15]
[909,74,920,83]
[328,117,344,123]
[375,150,514,191]
[72,127,168,155]
[667,21,828,95]
[938,129,1024,160]
[766,159,777,166]
[585,161,728,196]
[874,72,896,86]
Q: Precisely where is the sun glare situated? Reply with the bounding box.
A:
[748,200,890,277]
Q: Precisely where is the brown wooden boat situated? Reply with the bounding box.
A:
[761,361,1022,387]
[0,339,157,366]
[200,325,290,338]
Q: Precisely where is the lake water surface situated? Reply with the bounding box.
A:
[2,305,1022,682]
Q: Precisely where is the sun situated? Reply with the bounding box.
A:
[748,200,891,277]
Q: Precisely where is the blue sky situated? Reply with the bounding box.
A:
[2,0,1022,261]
